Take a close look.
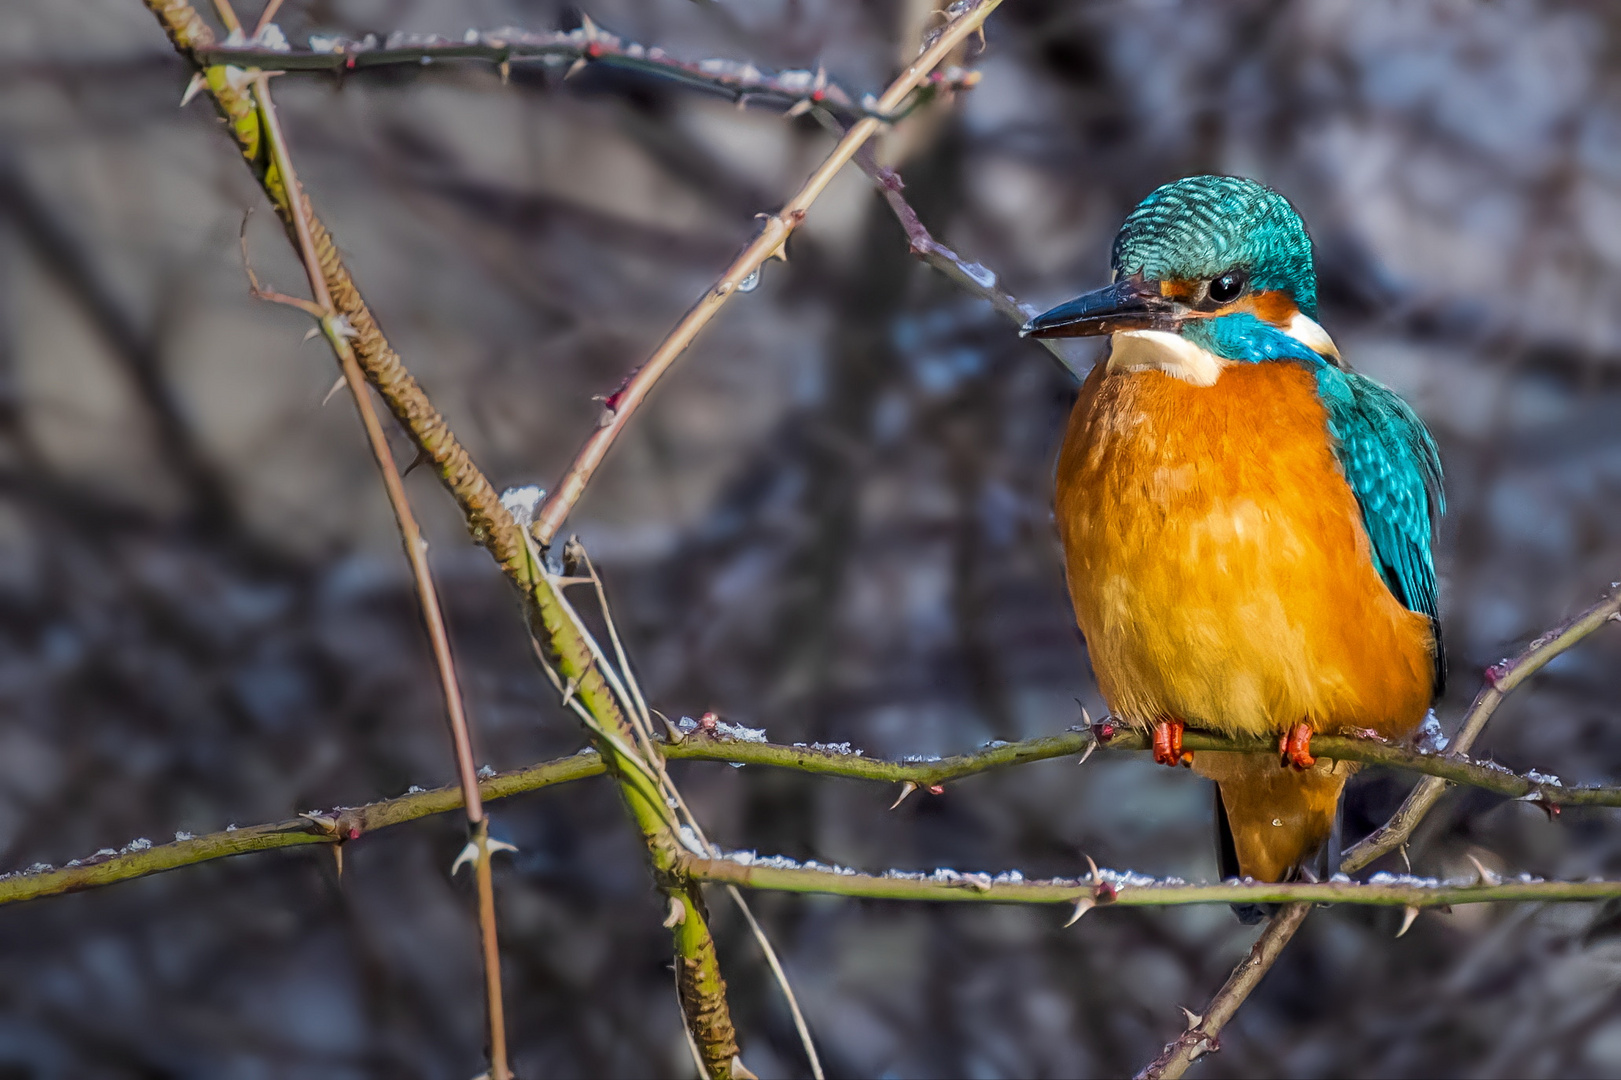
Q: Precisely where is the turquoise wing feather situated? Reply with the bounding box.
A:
[1315,367,1446,691]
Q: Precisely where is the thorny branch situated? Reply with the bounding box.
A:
[195,24,980,125]
[245,67,510,1077]
[7,708,1621,909]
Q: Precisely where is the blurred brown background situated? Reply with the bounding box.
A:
[5,0,1621,1075]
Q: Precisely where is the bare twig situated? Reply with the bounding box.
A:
[250,0,282,41]
[0,753,606,908]
[670,726,1621,808]
[195,25,979,124]
[529,0,1005,546]
[684,852,1621,909]
[1132,904,1309,1080]
[247,70,509,1079]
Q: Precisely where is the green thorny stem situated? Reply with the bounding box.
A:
[246,53,513,1080]
[11,715,1621,910]
[142,0,738,1072]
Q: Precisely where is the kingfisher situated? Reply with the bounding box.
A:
[1022,176,1443,894]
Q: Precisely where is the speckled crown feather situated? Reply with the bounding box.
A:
[1111,176,1318,317]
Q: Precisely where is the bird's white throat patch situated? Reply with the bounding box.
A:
[1107,315,1342,386]
[1107,330,1227,386]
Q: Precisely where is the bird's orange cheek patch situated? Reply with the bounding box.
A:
[1157,279,1202,304]
[1233,290,1299,326]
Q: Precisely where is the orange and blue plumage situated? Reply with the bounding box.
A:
[1022,176,1444,901]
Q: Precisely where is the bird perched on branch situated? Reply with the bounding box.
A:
[1023,176,1443,901]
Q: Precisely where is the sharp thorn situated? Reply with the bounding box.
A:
[1466,853,1501,887]
[449,840,479,877]
[888,781,917,810]
[1077,739,1096,766]
[321,375,346,406]
[1396,904,1420,938]
[1063,896,1095,927]
[1399,844,1412,874]
[663,895,687,928]
[301,324,321,343]
[180,72,207,108]
[579,13,599,39]
[566,57,587,79]
[560,676,579,708]
[660,714,686,744]
[330,843,343,878]
[401,447,431,478]
[1178,1006,1203,1030]
[785,98,813,118]
[1084,853,1100,884]
[487,838,519,857]
[298,810,339,835]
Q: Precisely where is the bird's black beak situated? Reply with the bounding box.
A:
[1019,275,1181,339]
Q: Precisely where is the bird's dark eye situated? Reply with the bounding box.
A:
[1208,269,1247,305]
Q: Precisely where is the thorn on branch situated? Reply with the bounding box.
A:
[1519,792,1563,820]
[1063,896,1094,927]
[450,839,480,877]
[298,811,340,836]
[1396,904,1421,938]
[401,447,431,478]
[1466,853,1502,887]
[889,781,917,810]
[663,895,687,928]
[658,711,686,744]
[180,72,207,108]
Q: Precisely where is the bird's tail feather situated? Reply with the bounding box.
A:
[1198,750,1356,920]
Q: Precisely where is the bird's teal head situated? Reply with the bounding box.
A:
[1021,176,1339,376]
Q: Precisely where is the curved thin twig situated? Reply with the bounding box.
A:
[529,0,1004,546]
[247,67,509,1078]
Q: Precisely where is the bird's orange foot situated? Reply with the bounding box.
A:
[1152,719,1193,768]
[1279,723,1316,770]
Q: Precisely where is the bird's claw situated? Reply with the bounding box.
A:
[1279,723,1316,770]
[1152,719,1193,767]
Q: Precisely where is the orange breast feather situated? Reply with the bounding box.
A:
[1056,360,1435,742]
